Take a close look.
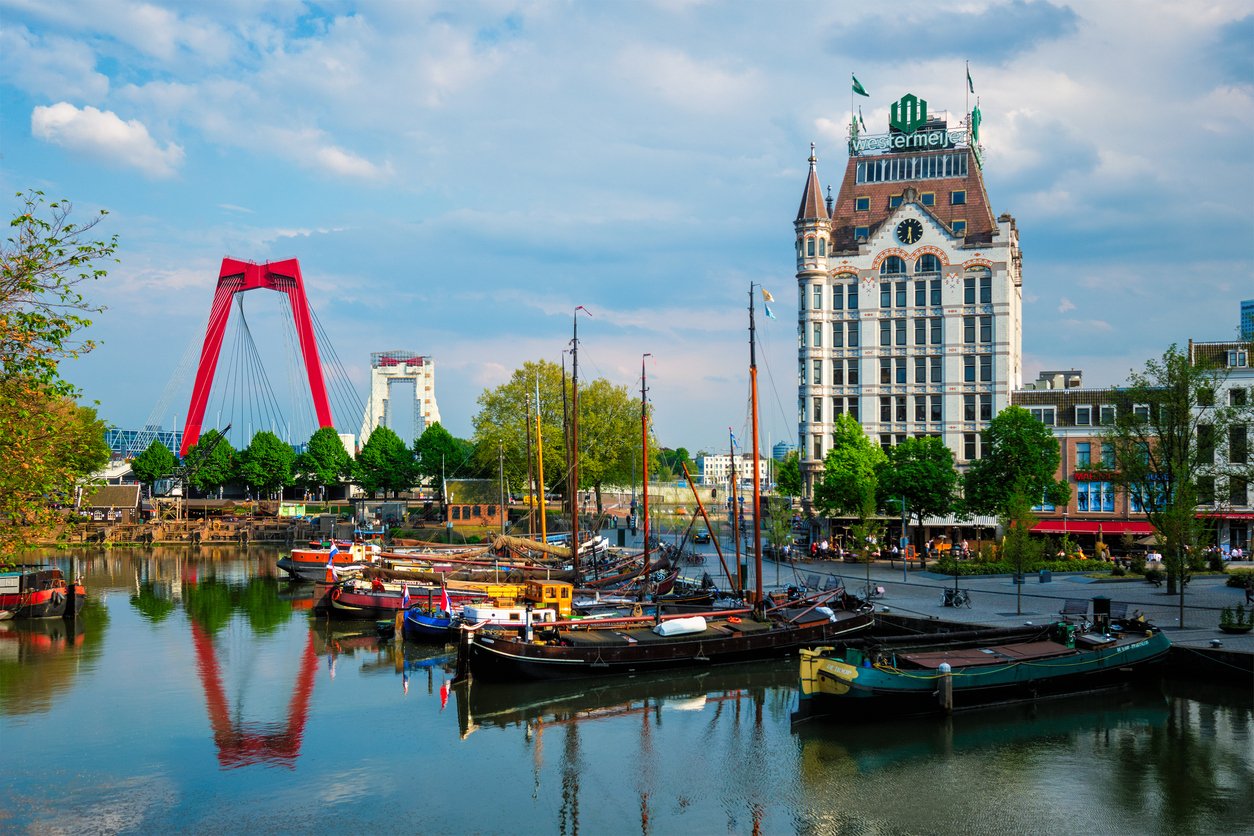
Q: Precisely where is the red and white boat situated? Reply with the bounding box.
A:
[0,565,86,619]
[277,541,382,581]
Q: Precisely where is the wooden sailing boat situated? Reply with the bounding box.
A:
[454,286,874,682]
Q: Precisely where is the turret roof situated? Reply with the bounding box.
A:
[795,144,829,222]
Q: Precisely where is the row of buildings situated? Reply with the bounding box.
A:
[792,89,1252,553]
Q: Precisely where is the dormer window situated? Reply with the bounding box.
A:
[920,192,935,206]
[1075,405,1092,426]
[855,196,870,212]
[953,220,967,235]
[888,195,903,208]
[951,190,966,205]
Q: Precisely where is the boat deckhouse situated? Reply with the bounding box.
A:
[794,90,1022,498]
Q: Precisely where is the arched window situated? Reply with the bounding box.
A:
[915,254,941,274]
[880,256,906,275]
[807,238,816,257]
[818,237,826,256]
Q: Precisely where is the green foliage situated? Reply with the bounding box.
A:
[964,406,1069,517]
[1225,568,1254,587]
[413,422,474,500]
[130,438,176,486]
[1,191,115,395]
[0,387,110,556]
[1220,605,1250,628]
[813,414,886,520]
[354,425,414,498]
[877,435,958,533]
[0,192,115,559]
[765,495,792,555]
[775,450,802,497]
[294,427,352,494]
[237,431,295,497]
[1106,343,1254,594]
[471,360,646,506]
[184,429,236,495]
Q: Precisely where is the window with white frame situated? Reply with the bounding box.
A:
[1029,407,1056,426]
[1075,405,1092,425]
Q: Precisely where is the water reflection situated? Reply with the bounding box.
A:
[0,599,108,716]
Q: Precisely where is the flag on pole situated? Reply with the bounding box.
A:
[729,430,738,449]
[440,584,452,615]
[967,64,975,94]
[764,303,776,320]
[971,105,982,142]
[401,583,410,610]
[761,289,774,303]
[859,107,867,132]
[325,543,340,581]
[852,74,869,97]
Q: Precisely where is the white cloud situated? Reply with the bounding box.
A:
[1058,297,1076,313]
[31,102,183,178]
[615,45,761,113]
[0,26,109,101]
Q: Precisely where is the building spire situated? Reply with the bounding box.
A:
[796,143,828,221]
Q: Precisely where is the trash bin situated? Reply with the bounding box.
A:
[1039,569,1052,583]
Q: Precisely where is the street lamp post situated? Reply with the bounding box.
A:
[900,496,909,583]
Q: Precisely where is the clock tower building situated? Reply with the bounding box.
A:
[794,93,1023,497]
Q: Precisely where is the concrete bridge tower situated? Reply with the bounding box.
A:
[358,351,441,446]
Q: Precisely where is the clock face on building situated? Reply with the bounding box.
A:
[896,218,923,244]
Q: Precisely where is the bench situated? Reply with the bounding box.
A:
[1059,599,1091,623]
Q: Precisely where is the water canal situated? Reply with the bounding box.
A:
[2,547,1251,834]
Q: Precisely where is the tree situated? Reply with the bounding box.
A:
[131,439,176,489]
[0,389,109,555]
[1001,491,1043,615]
[0,192,115,558]
[2,191,115,394]
[414,422,474,500]
[472,360,645,510]
[354,426,413,498]
[237,431,295,498]
[184,429,236,496]
[293,427,352,497]
[574,377,640,513]
[813,414,887,569]
[1106,344,1254,611]
[775,450,802,497]
[877,436,958,563]
[964,406,1070,518]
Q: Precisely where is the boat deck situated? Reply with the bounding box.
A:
[899,640,1078,670]
[559,618,775,647]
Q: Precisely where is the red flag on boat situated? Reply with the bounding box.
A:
[440,584,451,615]
[401,584,410,609]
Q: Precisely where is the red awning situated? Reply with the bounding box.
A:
[1030,520,1155,535]
[1199,512,1254,520]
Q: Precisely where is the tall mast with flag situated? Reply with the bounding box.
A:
[851,73,869,154]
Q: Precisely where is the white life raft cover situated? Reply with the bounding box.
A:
[653,616,707,637]
[815,606,836,622]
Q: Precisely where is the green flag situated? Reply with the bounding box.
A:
[852,74,869,97]
[971,105,982,142]
[967,65,974,94]
[858,106,867,131]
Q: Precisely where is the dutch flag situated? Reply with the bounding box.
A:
[401,584,410,609]
[440,585,452,615]
[326,543,340,579]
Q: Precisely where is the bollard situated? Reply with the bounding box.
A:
[938,662,953,713]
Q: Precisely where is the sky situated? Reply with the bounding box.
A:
[2,0,1252,458]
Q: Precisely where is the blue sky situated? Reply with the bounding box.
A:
[2,0,1251,455]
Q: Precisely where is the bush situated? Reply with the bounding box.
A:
[1145,568,1164,585]
[1187,550,1207,572]
[1111,565,1126,577]
[1226,568,1254,588]
[1207,551,1225,572]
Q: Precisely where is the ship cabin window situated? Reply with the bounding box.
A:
[855,196,870,211]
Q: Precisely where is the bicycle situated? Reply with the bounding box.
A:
[861,583,886,600]
[941,588,972,608]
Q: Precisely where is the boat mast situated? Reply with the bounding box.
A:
[525,393,535,540]
[641,353,651,574]
[749,285,763,608]
[535,374,547,544]
[729,426,741,586]
[571,305,590,577]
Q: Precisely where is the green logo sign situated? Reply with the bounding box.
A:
[889,93,928,134]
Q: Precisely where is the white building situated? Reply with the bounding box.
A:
[698,454,771,490]
[359,351,440,446]
[1190,340,1253,554]
[794,91,1023,497]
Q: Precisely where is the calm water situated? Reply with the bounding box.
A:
[2,547,1251,835]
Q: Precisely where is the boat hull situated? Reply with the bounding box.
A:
[464,610,874,682]
[403,611,456,642]
[0,567,86,620]
[796,629,1171,721]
